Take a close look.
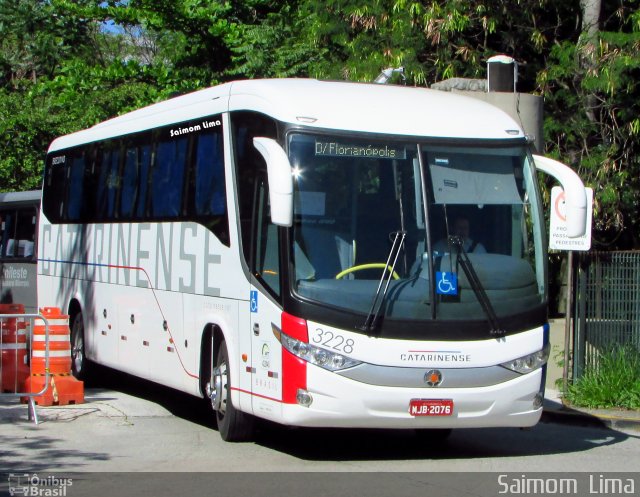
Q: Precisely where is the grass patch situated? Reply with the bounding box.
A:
[565,345,640,410]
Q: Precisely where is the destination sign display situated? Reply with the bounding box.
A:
[315,140,406,160]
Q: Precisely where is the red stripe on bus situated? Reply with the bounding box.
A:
[231,387,282,404]
[115,263,201,380]
[282,348,307,404]
[39,258,201,381]
[281,312,308,342]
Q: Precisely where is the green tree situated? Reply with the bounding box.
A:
[0,0,98,190]
[539,1,640,247]
[0,0,228,191]
[259,0,578,86]
[0,0,94,88]
[0,0,638,249]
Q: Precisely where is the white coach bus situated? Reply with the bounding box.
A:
[38,79,587,441]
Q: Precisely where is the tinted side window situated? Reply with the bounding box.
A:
[119,139,152,220]
[66,151,86,221]
[0,207,37,259]
[136,144,152,218]
[42,114,230,246]
[96,145,121,219]
[120,144,138,218]
[194,132,225,216]
[152,137,187,217]
[231,111,278,268]
[255,179,280,297]
[43,153,68,220]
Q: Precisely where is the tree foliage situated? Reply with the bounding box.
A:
[539,1,640,247]
[0,0,638,247]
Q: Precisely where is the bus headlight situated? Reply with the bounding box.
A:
[500,344,550,374]
[280,333,361,372]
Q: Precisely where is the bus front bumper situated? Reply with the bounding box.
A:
[278,366,544,429]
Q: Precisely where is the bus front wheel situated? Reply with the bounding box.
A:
[211,340,254,442]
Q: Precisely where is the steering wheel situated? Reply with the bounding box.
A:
[335,264,400,280]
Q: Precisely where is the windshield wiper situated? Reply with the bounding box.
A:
[450,236,505,337]
[360,231,406,332]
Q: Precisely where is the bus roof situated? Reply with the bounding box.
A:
[48,79,525,152]
[0,190,41,207]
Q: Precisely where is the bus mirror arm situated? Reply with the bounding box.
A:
[253,137,294,227]
[532,155,587,238]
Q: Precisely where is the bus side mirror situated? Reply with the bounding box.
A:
[533,155,587,237]
[253,137,293,227]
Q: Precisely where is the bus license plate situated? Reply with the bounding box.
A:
[409,399,454,417]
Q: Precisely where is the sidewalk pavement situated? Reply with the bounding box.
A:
[542,317,640,432]
[543,387,640,432]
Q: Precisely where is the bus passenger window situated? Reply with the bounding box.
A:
[136,145,151,218]
[67,153,86,221]
[120,141,152,220]
[1,213,15,257]
[194,132,225,217]
[97,147,120,219]
[0,208,36,259]
[120,146,139,218]
[152,138,187,218]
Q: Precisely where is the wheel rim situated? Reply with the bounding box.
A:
[211,362,228,415]
[72,327,84,374]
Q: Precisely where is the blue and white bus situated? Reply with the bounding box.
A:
[38,79,587,441]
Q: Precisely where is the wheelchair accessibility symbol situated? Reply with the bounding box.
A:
[250,290,258,313]
[436,271,458,295]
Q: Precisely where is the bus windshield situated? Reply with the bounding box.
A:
[288,133,545,328]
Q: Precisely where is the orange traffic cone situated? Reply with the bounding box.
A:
[23,307,84,406]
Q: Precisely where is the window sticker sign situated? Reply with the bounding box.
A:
[436,271,458,295]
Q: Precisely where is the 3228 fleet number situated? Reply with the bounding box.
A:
[311,329,355,354]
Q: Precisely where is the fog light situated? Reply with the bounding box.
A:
[296,388,313,407]
[533,392,544,409]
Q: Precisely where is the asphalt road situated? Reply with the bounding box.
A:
[1,366,639,497]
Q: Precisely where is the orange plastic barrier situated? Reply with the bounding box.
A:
[23,307,84,406]
[0,303,29,393]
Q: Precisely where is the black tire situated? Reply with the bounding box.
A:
[70,311,91,380]
[213,340,254,442]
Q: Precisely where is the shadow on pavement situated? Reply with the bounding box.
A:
[85,364,217,430]
[81,364,633,462]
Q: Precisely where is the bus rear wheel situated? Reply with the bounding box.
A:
[211,340,254,442]
[70,311,91,380]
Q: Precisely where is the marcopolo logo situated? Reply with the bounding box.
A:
[8,474,72,497]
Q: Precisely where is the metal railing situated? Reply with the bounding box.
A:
[574,251,640,378]
[0,313,50,424]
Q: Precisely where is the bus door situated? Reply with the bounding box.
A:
[249,179,284,416]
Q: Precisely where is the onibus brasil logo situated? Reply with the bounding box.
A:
[8,474,73,496]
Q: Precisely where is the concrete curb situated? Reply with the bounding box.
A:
[542,389,640,432]
[542,407,640,432]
